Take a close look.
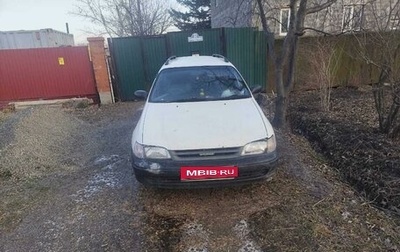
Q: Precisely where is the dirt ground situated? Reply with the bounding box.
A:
[290,87,400,214]
[0,101,399,251]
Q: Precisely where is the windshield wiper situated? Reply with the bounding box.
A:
[169,97,209,103]
[219,94,250,100]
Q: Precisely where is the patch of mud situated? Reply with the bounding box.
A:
[248,205,317,251]
[143,212,187,251]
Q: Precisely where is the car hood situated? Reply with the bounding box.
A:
[141,98,269,150]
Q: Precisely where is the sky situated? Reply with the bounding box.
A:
[0,0,178,45]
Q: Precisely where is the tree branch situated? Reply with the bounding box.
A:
[72,0,172,37]
[302,27,340,36]
[306,0,336,15]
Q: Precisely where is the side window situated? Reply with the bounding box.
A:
[342,5,364,32]
[280,8,291,36]
[390,11,400,30]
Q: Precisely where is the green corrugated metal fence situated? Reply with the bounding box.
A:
[254,30,268,87]
[225,28,255,87]
[142,36,168,88]
[166,29,223,56]
[108,28,268,101]
[109,37,144,101]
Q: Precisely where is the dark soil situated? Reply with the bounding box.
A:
[289,87,400,214]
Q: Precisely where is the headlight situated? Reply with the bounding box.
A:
[266,135,277,153]
[144,146,171,159]
[242,140,267,155]
[133,142,171,159]
[241,136,276,155]
[133,142,145,158]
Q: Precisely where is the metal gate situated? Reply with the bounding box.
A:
[108,28,267,101]
[0,46,98,106]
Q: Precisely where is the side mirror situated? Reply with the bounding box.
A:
[251,85,262,94]
[134,90,148,100]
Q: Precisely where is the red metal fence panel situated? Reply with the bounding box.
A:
[0,46,98,105]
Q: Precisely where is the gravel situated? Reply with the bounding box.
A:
[0,107,87,180]
[0,102,143,251]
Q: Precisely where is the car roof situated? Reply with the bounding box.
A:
[160,55,233,70]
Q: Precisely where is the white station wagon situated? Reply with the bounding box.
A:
[131,55,278,188]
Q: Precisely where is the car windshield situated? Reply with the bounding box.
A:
[148,66,251,103]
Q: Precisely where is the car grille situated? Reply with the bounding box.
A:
[170,147,241,161]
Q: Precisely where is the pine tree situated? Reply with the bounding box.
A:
[170,0,211,31]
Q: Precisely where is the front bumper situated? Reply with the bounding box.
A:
[131,151,279,188]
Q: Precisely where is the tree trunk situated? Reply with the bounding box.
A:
[272,65,286,128]
[136,0,144,36]
[256,0,334,128]
[273,95,288,128]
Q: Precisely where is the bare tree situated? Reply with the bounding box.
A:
[212,0,254,28]
[309,38,341,112]
[255,0,337,128]
[353,0,400,138]
[73,0,173,37]
[224,0,252,27]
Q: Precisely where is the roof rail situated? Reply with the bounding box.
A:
[212,54,229,62]
[164,55,177,65]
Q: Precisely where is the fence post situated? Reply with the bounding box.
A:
[87,37,113,104]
